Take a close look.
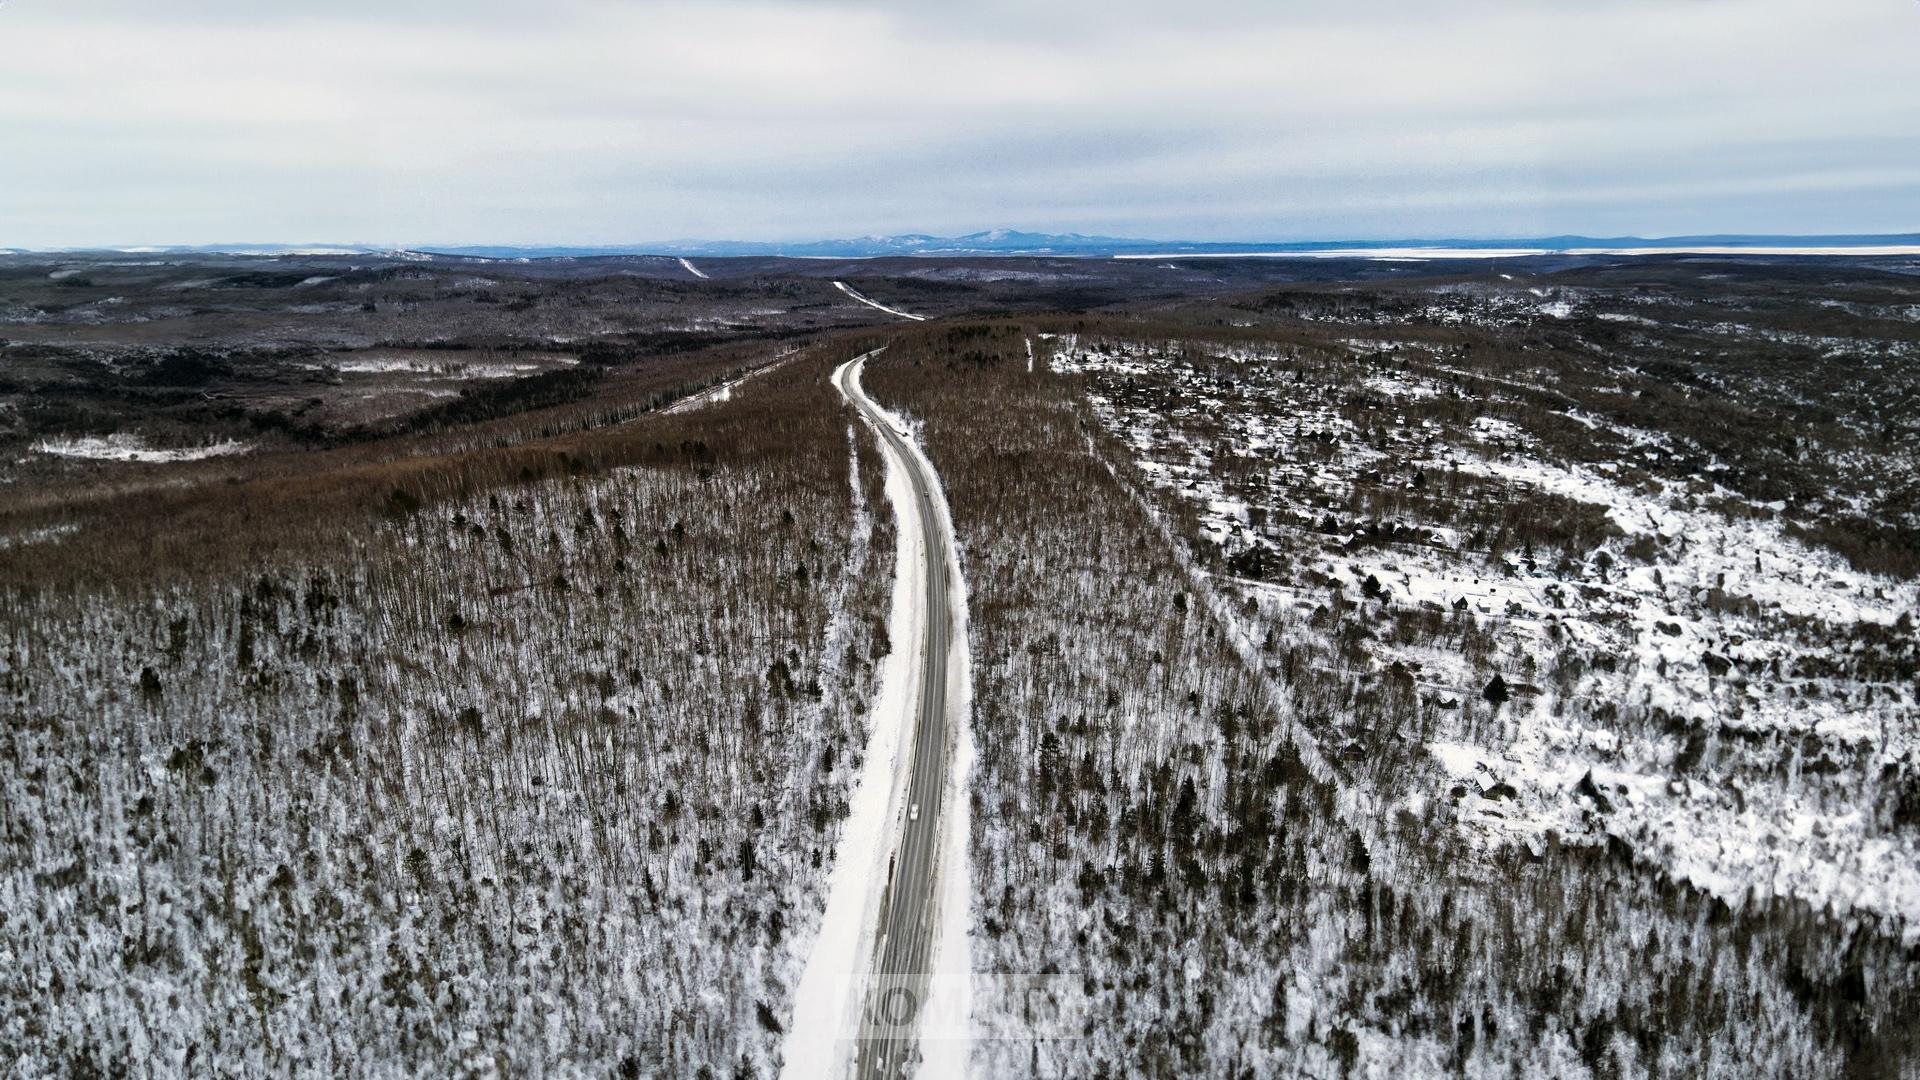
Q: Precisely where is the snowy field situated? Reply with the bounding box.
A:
[33,433,251,462]
[1051,332,1920,940]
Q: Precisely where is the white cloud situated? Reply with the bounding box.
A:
[0,0,1914,244]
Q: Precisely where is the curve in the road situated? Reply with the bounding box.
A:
[834,351,959,1079]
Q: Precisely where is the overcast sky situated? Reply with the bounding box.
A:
[3,0,1916,247]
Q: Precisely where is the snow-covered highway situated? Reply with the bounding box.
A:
[784,347,971,1079]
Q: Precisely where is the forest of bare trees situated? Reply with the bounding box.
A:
[6,250,1916,1078]
[1,353,895,1077]
[863,319,1917,1078]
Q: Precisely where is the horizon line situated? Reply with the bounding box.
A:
[8,229,1920,258]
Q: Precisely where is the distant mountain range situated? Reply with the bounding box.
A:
[10,231,1920,260]
[417,230,1920,259]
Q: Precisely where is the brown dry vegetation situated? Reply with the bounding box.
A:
[0,340,820,590]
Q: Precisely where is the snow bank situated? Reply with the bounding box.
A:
[884,379,977,1080]
[784,351,929,1078]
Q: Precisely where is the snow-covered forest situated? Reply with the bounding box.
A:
[863,312,1918,1078]
[5,250,1917,1079]
[1,357,893,1077]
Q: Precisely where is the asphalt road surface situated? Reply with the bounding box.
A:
[835,349,955,1079]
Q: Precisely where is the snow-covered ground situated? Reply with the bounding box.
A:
[837,323,1920,1076]
[4,384,889,1077]
[318,354,574,378]
[662,350,799,416]
[834,281,927,321]
[33,433,250,462]
[1051,334,1920,940]
[879,374,977,1080]
[0,522,79,549]
[786,353,930,1078]
[786,351,975,1079]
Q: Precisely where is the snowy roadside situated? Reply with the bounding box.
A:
[784,350,932,1078]
[866,372,977,1080]
[921,530,976,1080]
